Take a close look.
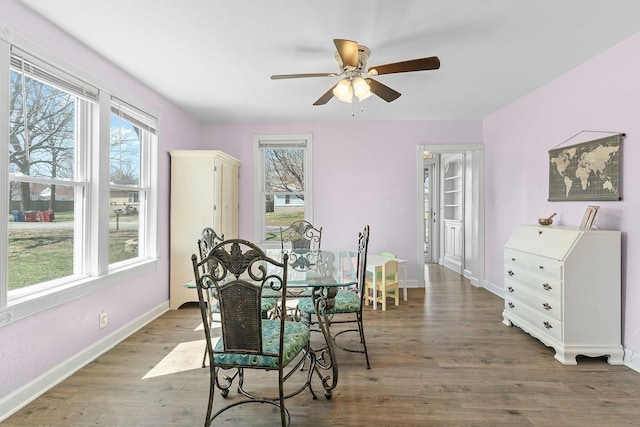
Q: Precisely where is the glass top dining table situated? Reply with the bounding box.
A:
[262,246,356,398]
[262,247,357,289]
[187,245,357,398]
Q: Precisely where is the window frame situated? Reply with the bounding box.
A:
[108,97,155,268]
[0,26,160,328]
[253,134,313,245]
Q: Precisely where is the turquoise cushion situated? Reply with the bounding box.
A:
[213,320,310,368]
[210,297,278,314]
[261,288,281,298]
[297,289,361,314]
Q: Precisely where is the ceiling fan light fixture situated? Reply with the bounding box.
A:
[352,76,370,98]
[333,78,353,103]
[357,91,373,102]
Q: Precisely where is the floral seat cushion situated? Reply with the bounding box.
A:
[213,320,310,368]
[297,288,360,314]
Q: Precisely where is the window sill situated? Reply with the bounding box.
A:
[0,258,161,328]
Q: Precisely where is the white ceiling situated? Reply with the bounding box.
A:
[18,0,640,123]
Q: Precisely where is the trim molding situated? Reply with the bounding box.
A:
[0,301,169,422]
[623,349,640,373]
[482,279,503,298]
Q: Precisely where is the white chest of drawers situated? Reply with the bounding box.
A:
[502,225,623,365]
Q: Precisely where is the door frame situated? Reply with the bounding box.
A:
[422,157,438,264]
[416,144,485,288]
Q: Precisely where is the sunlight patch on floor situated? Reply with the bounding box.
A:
[142,315,222,379]
[142,301,302,380]
[142,339,212,379]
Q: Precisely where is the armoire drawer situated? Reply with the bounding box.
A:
[504,297,563,342]
[504,265,562,300]
[505,249,562,279]
[504,282,561,321]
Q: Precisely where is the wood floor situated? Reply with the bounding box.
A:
[5,265,640,426]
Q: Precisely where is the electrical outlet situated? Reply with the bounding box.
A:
[99,311,108,330]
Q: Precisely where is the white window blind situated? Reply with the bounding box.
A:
[10,45,99,101]
[111,97,157,135]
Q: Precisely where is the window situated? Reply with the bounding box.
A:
[1,30,159,322]
[8,46,93,293]
[109,98,155,265]
[253,134,312,244]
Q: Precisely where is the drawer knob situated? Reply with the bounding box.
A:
[543,321,553,329]
[543,302,552,310]
[538,230,543,235]
[508,302,515,308]
[538,265,544,270]
[507,286,514,293]
[542,283,552,291]
[507,270,514,276]
[511,257,516,261]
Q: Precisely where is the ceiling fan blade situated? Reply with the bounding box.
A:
[368,56,440,75]
[366,78,401,102]
[333,39,359,69]
[313,84,337,106]
[271,73,336,80]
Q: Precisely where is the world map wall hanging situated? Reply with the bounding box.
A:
[548,133,622,201]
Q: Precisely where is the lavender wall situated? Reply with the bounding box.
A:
[0,1,200,397]
[203,119,483,279]
[5,0,638,409]
[484,31,640,354]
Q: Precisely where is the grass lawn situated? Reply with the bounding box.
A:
[8,211,138,290]
[8,207,300,289]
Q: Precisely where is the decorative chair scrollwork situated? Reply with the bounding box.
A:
[280,220,322,252]
[191,239,316,427]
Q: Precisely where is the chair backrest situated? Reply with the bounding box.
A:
[355,225,371,298]
[381,258,399,284]
[191,239,289,357]
[197,228,225,277]
[197,227,225,260]
[280,220,322,252]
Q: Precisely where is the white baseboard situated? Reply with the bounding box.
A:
[0,301,169,423]
[624,349,640,373]
[463,269,478,286]
[482,279,503,298]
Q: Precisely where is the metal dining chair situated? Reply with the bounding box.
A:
[191,239,316,427]
[296,225,371,368]
[197,228,279,368]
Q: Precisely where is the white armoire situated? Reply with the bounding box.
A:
[169,150,240,309]
[502,225,623,365]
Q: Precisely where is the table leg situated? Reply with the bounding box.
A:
[401,261,408,301]
[372,266,379,310]
[311,287,338,399]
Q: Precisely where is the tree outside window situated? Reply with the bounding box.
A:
[256,135,312,243]
[8,69,80,290]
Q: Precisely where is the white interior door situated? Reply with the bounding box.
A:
[416,145,485,288]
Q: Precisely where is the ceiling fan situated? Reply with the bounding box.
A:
[270,39,440,106]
